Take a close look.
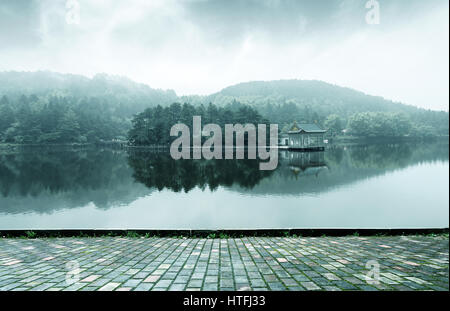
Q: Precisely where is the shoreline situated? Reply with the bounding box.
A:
[1,136,448,148]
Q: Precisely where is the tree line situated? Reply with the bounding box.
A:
[323,111,447,138]
[0,95,447,146]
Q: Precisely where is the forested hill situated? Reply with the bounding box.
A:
[187,79,449,137]
[0,71,178,114]
[209,80,414,116]
[0,72,448,144]
[0,71,178,144]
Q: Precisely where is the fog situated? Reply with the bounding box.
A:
[0,0,448,111]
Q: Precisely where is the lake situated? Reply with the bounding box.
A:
[0,141,448,230]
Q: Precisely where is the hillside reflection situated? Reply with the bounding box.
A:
[0,141,447,214]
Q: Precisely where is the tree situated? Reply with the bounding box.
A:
[348,113,372,137]
[0,96,15,137]
[348,112,412,138]
[324,114,343,137]
[57,109,81,142]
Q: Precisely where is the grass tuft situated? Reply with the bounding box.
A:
[126,231,140,238]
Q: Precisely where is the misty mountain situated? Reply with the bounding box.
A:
[0,71,178,115]
[196,79,449,136]
[209,80,417,115]
[1,71,446,118]
[0,71,448,144]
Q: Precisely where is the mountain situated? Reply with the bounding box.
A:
[0,71,448,144]
[0,72,445,118]
[208,80,417,116]
[0,71,178,115]
[203,80,449,136]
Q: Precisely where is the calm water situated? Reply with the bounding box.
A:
[0,142,448,229]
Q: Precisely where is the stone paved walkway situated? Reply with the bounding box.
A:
[0,236,448,291]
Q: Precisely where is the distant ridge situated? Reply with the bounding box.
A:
[0,71,178,107]
[0,70,448,123]
[0,71,440,115]
[205,79,425,117]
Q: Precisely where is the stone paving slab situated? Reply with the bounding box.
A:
[0,236,448,291]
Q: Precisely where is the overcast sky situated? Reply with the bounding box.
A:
[0,0,448,111]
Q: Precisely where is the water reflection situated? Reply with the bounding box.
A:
[0,148,150,214]
[232,142,448,196]
[281,151,328,178]
[0,141,448,215]
[127,151,274,193]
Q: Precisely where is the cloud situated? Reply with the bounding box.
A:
[0,0,42,48]
[0,0,448,110]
